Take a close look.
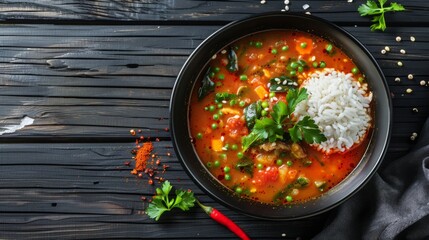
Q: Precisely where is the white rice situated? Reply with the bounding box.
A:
[294,68,373,154]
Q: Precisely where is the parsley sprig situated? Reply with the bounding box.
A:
[146,180,196,221]
[358,0,405,31]
[241,88,326,151]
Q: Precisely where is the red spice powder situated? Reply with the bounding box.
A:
[131,142,153,174]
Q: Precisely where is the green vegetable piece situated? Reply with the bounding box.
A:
[286,160,293,166]
[276,159,283,166]
[257,163,263,170]
[196,132,203,139]
[255,41,263,48]
[235,157,254,176]
[223,166,231,173]
[235,187,243,194]
[358,0,405,31]
[269,76,297,93]
[352,67,359,75]
[226,48,239,72]
[326,44,333,53]
[215,92,237,102]
[285,195,293,202]
[198,67,215,101]
[314,180,327,192]
[281,46,289,51]
[211,123,218,130]
[286,88,308,116]
[224,174,231,181]
[146,181,196,221]
[243,101,262,129]
[319,61,326,68]
[214,160,220,167]
[240,74,248,81]
[289,116,327,144]
[271,49,278,55]
[297,176,309,187]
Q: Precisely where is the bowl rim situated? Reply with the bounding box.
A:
[170,12,392,220]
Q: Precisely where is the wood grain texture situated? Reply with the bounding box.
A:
[0,0,427,24]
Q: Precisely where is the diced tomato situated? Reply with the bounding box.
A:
[253,167,279,186]
[225,116,248,138]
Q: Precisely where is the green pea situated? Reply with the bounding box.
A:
[312,61,318,68]
[358,77,364,82]
[224,174,231,181]
[237,152,244,159]
[196,132,203,139]
[239,101,246,107]
[290,70,297,76]
[214,67,220,73]
[223,166,230,173]
[290,61,298,69]
[276,159,283,166]
[217,103,223,109]
[218,73,225,80]
[255,41,263,48]
[206,162,213,168]
[298,66,304,73]
[261,101,269,108]
[261,109,268,117]
[209,72,215,78]
[218,110,223,116]
[285,195,293,202]
[286,160,293,166]
[213,114,219,120]
[269,92,276,98]
[325,44,333,53]
[352,67,359,75]
[214,160,220,167]
[281,45,289,51]
[220,153,227,160]
[235,187,243,194]
[271,48,278,55]
[240,74,248,81]
[209,105,215,112]
[319,61,326,68]
[229,99,237,106]
[300,42,307,48]
[257,163,263,170]
[231,144,238,151]
[211,123,218,130]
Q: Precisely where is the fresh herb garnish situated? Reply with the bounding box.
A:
[146,180,196,221]
[241,88,325,151]
[289,116,327,144]
[358,0,405,31]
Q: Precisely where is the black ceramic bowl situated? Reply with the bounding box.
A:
[170,13,391,220]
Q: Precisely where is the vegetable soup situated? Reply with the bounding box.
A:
[189,30,372,205]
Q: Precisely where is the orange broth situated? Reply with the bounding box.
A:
[189,30,370,205]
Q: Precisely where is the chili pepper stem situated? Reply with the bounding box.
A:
[196,200,213,215]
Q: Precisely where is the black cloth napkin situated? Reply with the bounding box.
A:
[314,117,429,240]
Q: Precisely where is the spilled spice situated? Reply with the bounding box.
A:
[131,142,153,174]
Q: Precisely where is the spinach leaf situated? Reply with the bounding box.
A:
[215,92,237,102]
[197,67,215,101]
[235,157,254,177]
[269,76,297,93]
[226,48,239,72]
[244,101,262,129]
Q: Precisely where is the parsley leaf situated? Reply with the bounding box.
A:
[286,88,308,116]
[146,181,196,221]
[358,0,405,31]
[288,116,327,144]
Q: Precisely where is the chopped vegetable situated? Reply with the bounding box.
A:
[215,92,237,102]
[358,0,405,31]
[254,85,269,99]
[198,67,215,100]
[289,116,327,144]
[226,48,239,72]
[211,139,223,152]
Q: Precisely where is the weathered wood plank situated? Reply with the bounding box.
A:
[0,0,426,24]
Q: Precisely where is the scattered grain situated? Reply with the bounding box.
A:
[305,11,311,15]
[394,77,401,82]
[303,4,310,10]
[400,49,406,54]
[284,0,289,4]
[381,49,386,54]
[410,36,416,42]
[420,80,426,86]
[395,36,401,42]
[397,61,403,67]
[284,5,289,11]
[260,0,266,4]
[384,46,390,52]
[406,88,413,93]
[408,74,414,80]
[412,108,419,113]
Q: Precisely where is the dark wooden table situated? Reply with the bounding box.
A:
[0,1,428,239]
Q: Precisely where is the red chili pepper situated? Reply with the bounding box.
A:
[197,200,250,240]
